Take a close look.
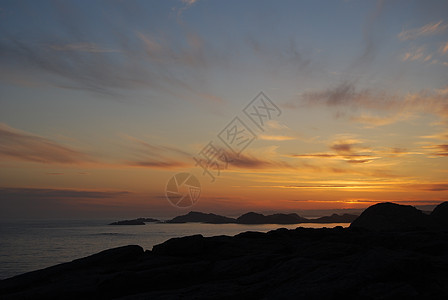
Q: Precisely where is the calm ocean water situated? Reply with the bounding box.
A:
[0,220,349,280]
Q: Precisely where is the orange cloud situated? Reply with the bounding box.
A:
[128,160,189,169]
[402,46,426,61]
[291,137,377,164]
[423,144,448,157]
[409,183,448,191]
[398,20,448,41]
[258,135,295,141]
[351,112,412,127]
[421,130,448,141]
[440,42,448,54]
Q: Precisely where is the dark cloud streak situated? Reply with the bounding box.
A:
[0,123,92,164]
[0,187,130,199]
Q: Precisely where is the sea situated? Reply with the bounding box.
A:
[0,220,349,280]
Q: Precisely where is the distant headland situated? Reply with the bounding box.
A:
[109,211,359,225]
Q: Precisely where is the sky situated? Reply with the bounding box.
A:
[0,0,447,219]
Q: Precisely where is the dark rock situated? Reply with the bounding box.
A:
[5,203,448,298]
[152,234,206,256]
[0,245,144,299]
[430,202,448,230]
[236,212,307,224]
[2,228,448,299]
[167,211,236,224]
[350,202,429,231]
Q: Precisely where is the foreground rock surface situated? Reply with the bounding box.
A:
[1,227,448,299]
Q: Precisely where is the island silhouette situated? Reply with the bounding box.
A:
[109,211,359,225]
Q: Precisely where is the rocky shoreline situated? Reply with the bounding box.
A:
[1,202,448,299]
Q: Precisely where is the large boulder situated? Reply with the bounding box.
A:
[350,202,429,231]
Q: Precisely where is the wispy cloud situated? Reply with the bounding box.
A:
[0,187,129,199]
[226,151,295,170]
[290,82,448,124]
[181,0,198,5]
[136,31,211,68]
[47,42,119,53]
[290,160,399,178]
[398,20,448,41]
[440,42,448,54]
[0,1,315,107]
[353,0,385,67]
[291,137,377,164]
[0,24,227,104]
[123,135,192,169]
[266,120,290,130]
[128,160,189,169]
[401,46,431,62]
[194,146,296,171]
[379,147,421,158]
[293,153,376,164]
[246,36,311,70]
[417,183,448,191]
[423,144,448,157]
[421,130,448,141]
[175,0,199,19]
[419,129,448,157]
[0,123,92,164]
[351,112,413,127]
[258,135,296,141]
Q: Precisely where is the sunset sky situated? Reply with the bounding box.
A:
[1,0,447,219]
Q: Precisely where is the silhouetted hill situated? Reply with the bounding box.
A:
[112,212,359,225]
[109,218,159,225]
[309,213,359,223]
[350,202,429,231]
[236,212,308,224]
[167,211,236,224]
[430,202,448,229]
